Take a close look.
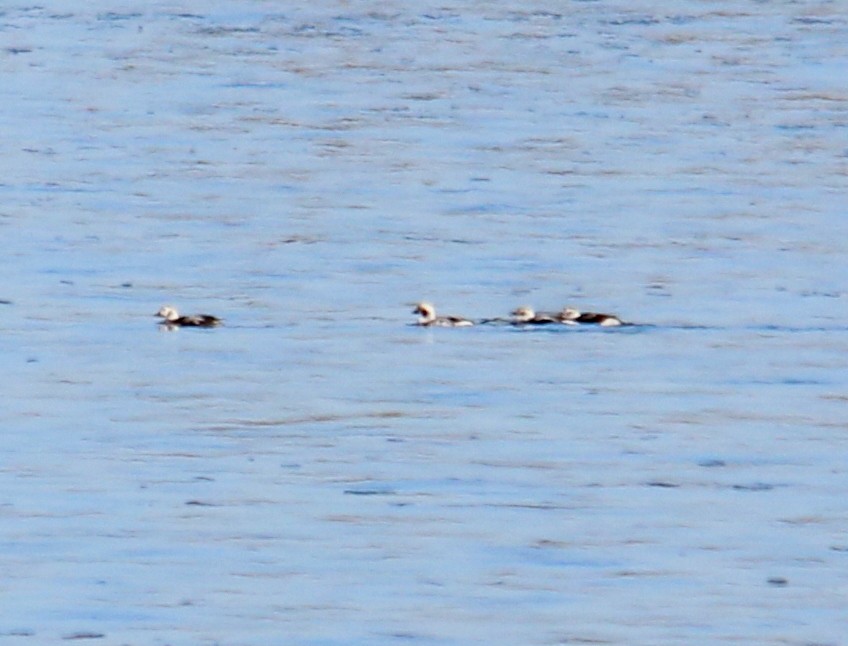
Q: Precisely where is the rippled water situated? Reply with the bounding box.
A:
[2,2,847,644]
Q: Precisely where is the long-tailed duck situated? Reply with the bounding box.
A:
[510,306,564,325]
[156,305,222,328]
[560,307,625,327]
[412,302,473,327]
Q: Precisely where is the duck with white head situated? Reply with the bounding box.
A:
[411,302,473,327]
[156,305,222,328]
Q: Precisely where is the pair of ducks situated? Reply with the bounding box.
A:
[412,302,626,328]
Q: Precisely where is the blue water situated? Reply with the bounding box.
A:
[2,2,847,644]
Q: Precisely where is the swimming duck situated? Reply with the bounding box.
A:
[412,302,473,327]
[156,305,222,328]
[560,307,625,327]
[510,306,563,325]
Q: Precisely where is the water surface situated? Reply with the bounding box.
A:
[1,2,847,644]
